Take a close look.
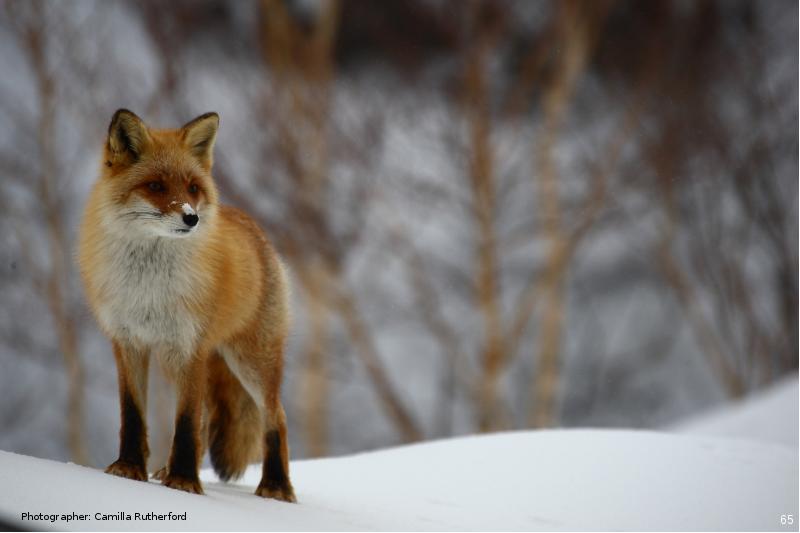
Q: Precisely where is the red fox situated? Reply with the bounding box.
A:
[78,109,295,501]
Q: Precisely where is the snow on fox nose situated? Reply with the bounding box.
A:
[181,203,199,227]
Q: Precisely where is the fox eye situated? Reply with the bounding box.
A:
[188,184,199,194]
[148,181,165,193]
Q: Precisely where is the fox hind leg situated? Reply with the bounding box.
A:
[254,341,295,502]
[217,339,295,502]
[255,403,296,502]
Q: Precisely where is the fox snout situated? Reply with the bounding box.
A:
[172,208,200,235]
[183,213,199,227]
[173,212,199,234]
[178,202,199,231]
[119,200,203,237]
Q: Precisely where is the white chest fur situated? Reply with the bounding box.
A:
[93,236,204,358]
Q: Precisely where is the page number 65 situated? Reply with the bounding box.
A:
[781,515,794,526]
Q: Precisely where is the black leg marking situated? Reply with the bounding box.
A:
[169,413,198,480]
[119,391,145,467]
[259,430,289,491]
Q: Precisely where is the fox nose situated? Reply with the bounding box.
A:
[182,214,199,227]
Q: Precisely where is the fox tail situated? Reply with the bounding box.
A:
[206,353,263,481]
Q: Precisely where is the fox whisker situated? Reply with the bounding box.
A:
[121,211,164,220]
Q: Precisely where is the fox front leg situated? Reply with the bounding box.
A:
[106,342,150,481]
[161,355,207,494]
[152,409,208,481]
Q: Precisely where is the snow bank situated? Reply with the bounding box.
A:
[670,375,799,447]
[1,430,796,531]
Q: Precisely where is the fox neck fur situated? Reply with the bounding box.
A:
[91,210,216,362]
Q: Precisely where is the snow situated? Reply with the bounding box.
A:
[2,378,796,531]
[670,375,799,447]
[0,429,796,531]
[181,203,195,215]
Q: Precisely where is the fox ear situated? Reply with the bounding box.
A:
[182,112,219,169]
[107,109,150,165]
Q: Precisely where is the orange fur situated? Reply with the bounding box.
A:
[78,109,295,501]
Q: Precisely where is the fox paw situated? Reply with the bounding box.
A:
[162,475,204,495]
[255,483,296,503]
[151,466,167,481]
[105,460,148,482]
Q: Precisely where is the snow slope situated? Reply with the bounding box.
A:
[670,375,799,447]
[1,430,796,531]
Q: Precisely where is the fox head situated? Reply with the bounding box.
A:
[99,109,220,239]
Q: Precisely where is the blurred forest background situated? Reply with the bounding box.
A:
[0,0,796,468]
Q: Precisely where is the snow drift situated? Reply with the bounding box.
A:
[671,375,798,448]
[1,429,796,531]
